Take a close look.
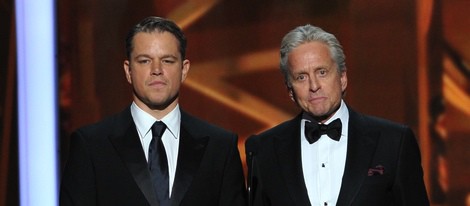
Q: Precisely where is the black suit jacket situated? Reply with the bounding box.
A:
[60,107,247,206]
[245,108,429,206]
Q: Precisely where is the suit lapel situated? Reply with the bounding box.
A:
[108,108,160,206]
[273,115,311,205]
[170,112,209,206]
[336,110,379,205]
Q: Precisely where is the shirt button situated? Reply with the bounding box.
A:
[324,202,328,206]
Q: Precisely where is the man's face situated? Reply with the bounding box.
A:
[124,31,189,113]
[287,41,347,122]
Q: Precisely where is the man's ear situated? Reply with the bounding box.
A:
[288,87,295,102]
[340,70,347,92]
[124,60,132,84]
[181,59,190,82]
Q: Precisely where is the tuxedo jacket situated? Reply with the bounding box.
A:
[60,107,247,206]
[245,108,429,206]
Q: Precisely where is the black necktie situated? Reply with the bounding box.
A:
[304,117,342,144]
[148,121,170,205]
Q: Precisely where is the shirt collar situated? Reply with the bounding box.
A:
[130,102,181,140]
[324,99,349,125]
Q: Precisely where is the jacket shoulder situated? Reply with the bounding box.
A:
[181,111,236,138]
[246,114,301,150]
[359,113,410,132]
[349,109,416,146]
[73,107,132,137]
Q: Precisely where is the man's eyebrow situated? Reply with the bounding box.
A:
[160,54,178,59]
[134,54,152,59]
[132,53,179,60]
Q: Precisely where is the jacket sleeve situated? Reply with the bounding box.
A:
[392,127,430,205]
[60,130,97,206]
[218,134,248,206]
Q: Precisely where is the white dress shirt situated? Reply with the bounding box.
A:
[301,100,349,206]
[131,102,180,197]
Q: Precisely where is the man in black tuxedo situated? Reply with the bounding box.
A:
[60,16,246,206]
[245,25,429,205]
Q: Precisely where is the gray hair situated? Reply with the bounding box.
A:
[280,24,346,87]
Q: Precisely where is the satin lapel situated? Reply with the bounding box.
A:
[108,110,159,206]
[273,115,311,205]
[336,110,379,205]
[170,125,208,206]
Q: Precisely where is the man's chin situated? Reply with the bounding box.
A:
[306,108,338,122]
[146,95,179,110]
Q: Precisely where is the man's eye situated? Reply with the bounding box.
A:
[318,69,327,76]
[296,74,306,80]
[162,59,175,64]
[138,59,151,64]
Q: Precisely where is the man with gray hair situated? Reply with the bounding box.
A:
[245,24,429,206]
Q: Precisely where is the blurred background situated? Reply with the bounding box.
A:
[1,0,469,205]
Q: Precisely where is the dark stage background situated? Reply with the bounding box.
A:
[1,0,469,205]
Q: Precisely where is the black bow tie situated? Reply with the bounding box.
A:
[304,117,342,144]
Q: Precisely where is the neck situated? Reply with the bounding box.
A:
[134,98,179,120]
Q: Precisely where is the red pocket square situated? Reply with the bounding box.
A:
[367,165,385,176]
